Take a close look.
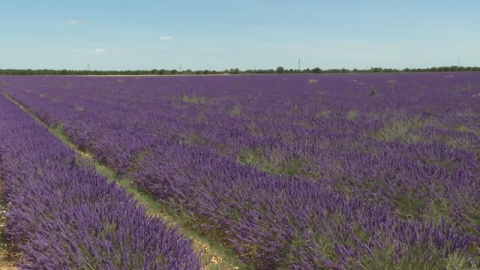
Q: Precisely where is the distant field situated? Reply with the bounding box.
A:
[0,73,479,269]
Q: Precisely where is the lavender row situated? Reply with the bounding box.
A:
[132,140,477,268]
[2,74,479,233]
[1,74,479,268]
[0,95,200,269]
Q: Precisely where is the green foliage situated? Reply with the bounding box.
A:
[50,125,79,150]
[353,244,470,270]
[427,198,451,224]
[374,117,425,142]
[393,192,426,219]
[446,137,473,150]
[262,157,305,176]
[229,106,242,117]
[186,133,202,145]
[316,110,329,118]
[347,110,359,120]
[237,149,312,177]
[181,94,206,104]
[237,149,263,166]
[229,68,240,74]
[444,253,480,270]
[456,124,473,133]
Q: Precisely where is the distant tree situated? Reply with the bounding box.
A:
[312,67,321,73]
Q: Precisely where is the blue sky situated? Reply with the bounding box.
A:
[1,0,479,70]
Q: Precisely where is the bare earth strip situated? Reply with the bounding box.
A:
[0,182,20,269]
[1,93,250,270]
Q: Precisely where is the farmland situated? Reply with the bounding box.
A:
[0,73,479,269]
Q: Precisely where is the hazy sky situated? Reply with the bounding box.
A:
[1,0,479,70]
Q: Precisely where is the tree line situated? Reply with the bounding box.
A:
[0,66,479,76]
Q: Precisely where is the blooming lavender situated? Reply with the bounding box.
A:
[1,73,479,268]
[0,96,200,269]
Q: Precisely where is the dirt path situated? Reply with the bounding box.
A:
[0,180,20,269]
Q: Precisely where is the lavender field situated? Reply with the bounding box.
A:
[1,73,479,269]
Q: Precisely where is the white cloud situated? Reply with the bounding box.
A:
[158,36,174,41]
[66,19,85,24]
[95,48,106,53]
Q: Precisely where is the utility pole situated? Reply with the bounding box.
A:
[457,58,460,67]
[298,59,301,71]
